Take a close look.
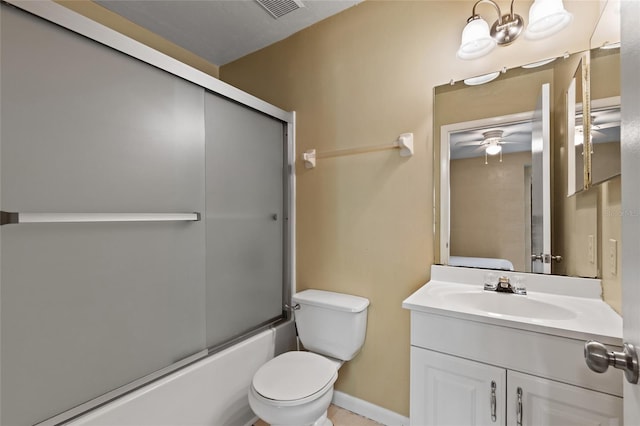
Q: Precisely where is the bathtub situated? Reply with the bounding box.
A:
[68,329,280,426]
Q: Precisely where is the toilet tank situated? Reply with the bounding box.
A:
[292,289,369,361]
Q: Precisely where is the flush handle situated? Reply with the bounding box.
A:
[584,341,639,384]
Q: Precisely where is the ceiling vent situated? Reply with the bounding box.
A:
[256,0,305,19]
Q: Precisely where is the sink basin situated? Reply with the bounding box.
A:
[451,291,577,320]
[402,266,623,343]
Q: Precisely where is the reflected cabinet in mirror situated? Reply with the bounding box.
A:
[435,46,621,281]
[568,47,620,195]
[589,47,621,186]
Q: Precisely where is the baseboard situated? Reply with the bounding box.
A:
[331,391,410,426]
[243,415,259,426]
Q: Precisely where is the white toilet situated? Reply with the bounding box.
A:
[248,289,370,426]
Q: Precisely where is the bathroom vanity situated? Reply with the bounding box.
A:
[403,265,623,426]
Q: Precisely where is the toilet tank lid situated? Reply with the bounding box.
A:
[293,289,370,313]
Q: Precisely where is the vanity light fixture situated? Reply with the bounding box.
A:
[457,0,573,60]
[601,41,621,50]
[463,71,501,85]
[521,57,556,69]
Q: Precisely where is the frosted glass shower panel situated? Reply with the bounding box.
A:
[0,5,206,425]
[205,92,285,346]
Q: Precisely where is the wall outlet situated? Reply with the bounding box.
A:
[608,239,618,276]
[587,234,595,264]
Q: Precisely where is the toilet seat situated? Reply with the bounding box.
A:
[252,351,338,403]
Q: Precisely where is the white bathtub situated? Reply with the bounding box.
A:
[69,329,276,426]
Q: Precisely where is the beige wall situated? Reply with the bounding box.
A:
[220,0,601,415]
[600,176,622,313]
[450,151,532,272]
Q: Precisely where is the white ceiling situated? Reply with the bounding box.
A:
[96,0,361,66]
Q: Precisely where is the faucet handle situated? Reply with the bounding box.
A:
[483,272,498,290]
[512,275,527,295]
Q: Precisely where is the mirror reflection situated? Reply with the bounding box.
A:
[590,47,620,186]
[568,55,586,194]
[436,44,621,280]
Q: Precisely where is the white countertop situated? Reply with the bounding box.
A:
[403,266,623,346]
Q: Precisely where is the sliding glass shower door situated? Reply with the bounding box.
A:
[205,93,286,347]
[0,4,289,425]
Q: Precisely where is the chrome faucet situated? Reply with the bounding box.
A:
[484,275,527,295]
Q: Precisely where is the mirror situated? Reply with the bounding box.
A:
[589,46,621,186]
[567,53,588,195]
[436,61,559,274]
[435,0,621,278]
[568,47,620,194]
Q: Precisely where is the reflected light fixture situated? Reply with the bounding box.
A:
[485,141,502,155]
[457,0,573,60]
[574,125,584,146]
[601,41,621,50]
[482,130,503,164]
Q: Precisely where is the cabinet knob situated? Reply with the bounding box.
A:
[584,341,639,384]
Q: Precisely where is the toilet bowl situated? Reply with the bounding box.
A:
[248,351,339,426]
[248,290,369,426]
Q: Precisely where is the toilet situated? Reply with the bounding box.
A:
[248,289,370,426]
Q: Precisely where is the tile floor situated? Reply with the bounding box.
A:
[254,404,384,426]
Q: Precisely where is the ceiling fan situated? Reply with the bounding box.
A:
[452,127,532,162]
[575,106,621,146]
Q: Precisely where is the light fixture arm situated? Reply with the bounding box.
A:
[470,0,504,24]
[469,0,523,45]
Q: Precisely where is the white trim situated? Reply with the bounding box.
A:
[439,111,535,266]
[244,416,260,426]
[567,78,577,196]
[7,0,293,124]
[541,83,552,274]
[288,113,297,297]
[332,391,410,426]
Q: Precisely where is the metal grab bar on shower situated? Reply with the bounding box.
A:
[0,211,201,225]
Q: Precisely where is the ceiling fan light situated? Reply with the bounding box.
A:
[524,0,573,40]
[457,17,497,60]
[486,143,502,155]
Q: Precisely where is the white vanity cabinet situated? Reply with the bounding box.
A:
[403,266,624,426]
[411,347,506,426]
[410,346,622,426]
[506,371,622,426]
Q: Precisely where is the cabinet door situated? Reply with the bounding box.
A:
[411,347,506,426]
[507,370,622,426]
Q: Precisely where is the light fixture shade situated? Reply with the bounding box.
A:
[457,17,497,60]
[463,71,500,86]
[524,0,573,40]
[485,143,502,155]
